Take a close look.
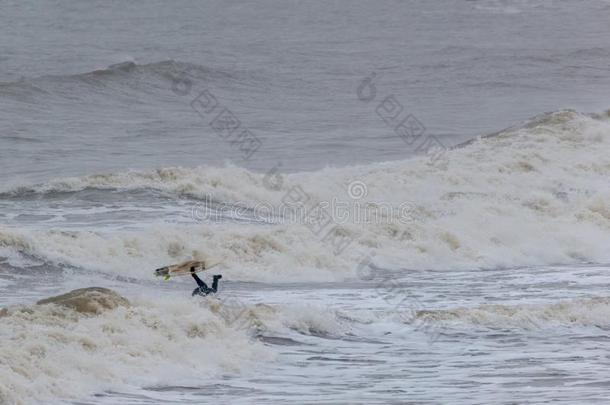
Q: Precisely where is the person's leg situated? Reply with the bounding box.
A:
[210,275,222,293]
[191,272,208,289]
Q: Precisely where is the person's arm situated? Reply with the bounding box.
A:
[191,268,205,288]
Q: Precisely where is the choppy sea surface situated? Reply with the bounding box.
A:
[1,1,610,404]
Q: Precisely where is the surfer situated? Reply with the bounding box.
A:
[190,267,222,296]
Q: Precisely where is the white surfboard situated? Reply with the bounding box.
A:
[154,259,222,280]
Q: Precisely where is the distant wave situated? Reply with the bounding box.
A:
[1,135,45,144]
[0,60,233,84]
[78,60,240,83]
[0,60,252,101]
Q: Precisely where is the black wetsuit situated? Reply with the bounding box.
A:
[191,272,221,296]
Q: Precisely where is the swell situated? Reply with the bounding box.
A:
[2,109,608,198]
[0,60,231,86]
[0,60,252,103]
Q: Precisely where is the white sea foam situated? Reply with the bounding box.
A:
[0,291,272,404]
[420,296,610,329]
[2,280,610,403]
[0,290,361,404]
[1,111,609,280]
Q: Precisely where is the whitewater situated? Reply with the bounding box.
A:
[2,110,610,403]
[2,110,609,281]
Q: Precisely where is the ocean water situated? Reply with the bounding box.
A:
[1,1,610,404]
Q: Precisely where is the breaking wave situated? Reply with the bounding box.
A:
[0,288,271,404]
[0,289,371,404]
[1,110,610,281]
[2,284,609,403]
